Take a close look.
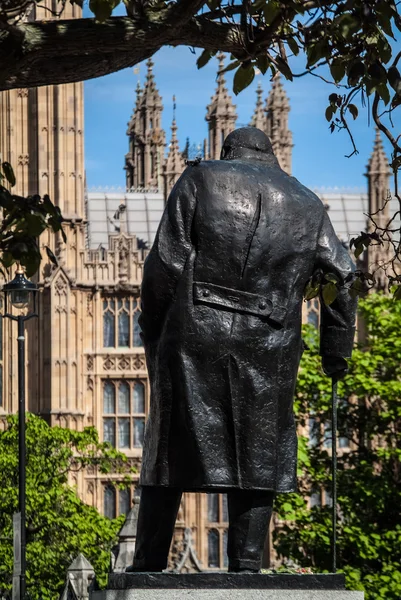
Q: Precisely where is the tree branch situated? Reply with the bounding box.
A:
[0,12,286,90]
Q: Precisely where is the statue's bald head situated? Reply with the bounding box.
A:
[221,127,277,164]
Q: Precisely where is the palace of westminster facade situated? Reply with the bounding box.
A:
[0,1,392,572]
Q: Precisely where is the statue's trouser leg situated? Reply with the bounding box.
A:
[227,489,275,572]
[132,486,182,571]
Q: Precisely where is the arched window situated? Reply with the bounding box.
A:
[223,530,228,567]
[103,382,116,447]
[133,300,143,347]
[119,488,131,515]
[133,382,145,413]
[104,382,115,413]
[103,380,146,449]
[103,299,115,347]
[208,529,220,568]
[118,299,129,347]
[103,297,143,348]
[104,485,116,519]
[208,494,219,522]
[222,494,228,522]
[118,382,130,413]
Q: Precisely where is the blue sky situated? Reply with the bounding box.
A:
[84,18,400,191]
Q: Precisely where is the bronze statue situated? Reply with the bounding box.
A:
[131,127,357,573]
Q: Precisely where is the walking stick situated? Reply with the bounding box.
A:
[331,377,338,573]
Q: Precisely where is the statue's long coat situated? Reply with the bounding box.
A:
[139,155,356,493]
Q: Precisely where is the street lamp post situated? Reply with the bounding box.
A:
[3,267,38,600]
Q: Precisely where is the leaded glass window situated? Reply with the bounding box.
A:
[208,494,219,522]
[102,380,147,450]
[208,529,219,568]
[119,488,131,515]
[104,485,116,519]
[104,485,132,518]
[207,494,229,568]
[103,296,143,348]
[103,299,115,347]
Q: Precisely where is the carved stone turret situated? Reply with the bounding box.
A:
[163,96,186,201]
[250,82,265,130]
[124,59,166,189]
[365,128,392,285]
[265,74,293,174]
[205,53,237,159]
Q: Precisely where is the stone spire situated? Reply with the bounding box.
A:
[205,53,237,159]
[125,81,143,189]
[265,74,293,174]
[365,128,392,284]
[163,96,186,201]
[250,81,266,130]
[124,58,166,190]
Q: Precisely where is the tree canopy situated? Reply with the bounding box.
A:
[274,293,401,600]
[1,0,400,284]
[0,414,133,600]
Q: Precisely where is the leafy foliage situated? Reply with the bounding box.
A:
[0,163,65,276]
[1,1,401,285]
[0,414,133,600]
[274,294,401,599]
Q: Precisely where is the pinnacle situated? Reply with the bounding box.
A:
[367,127,390,175]
[250,81,265,129]
[206,53,237,121]
[266,73,289,111]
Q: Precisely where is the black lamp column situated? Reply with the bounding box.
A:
[3,267,38,600]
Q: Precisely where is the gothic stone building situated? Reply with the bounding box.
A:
[0,1,393,571]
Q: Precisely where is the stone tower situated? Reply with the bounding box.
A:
[365,128,392,285]
[250,81,265,130]
[124,59,166,189]
[0,0,86,418]
[265,74,293,174]
[163,96,186,200]
[125,81,143,190]
[205,53,237,159]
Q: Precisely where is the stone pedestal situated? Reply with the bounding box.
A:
[91,573,364,600]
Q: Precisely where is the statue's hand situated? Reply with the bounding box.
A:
[322,356,348,380]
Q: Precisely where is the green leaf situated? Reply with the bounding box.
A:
[256,53,269,75]
[304,280,320,301]
[347,60,365,86]
[233,64,255,95]
[325,272,340,284]
[276,56,293,81]
[2,162,16,187]
[1,251,14,268]
[368,61,387,84]
[89,0,119,22]
[388,66,401,94]
[252,0,266,11]
[377,83,391,106]
[325,106,334,122]
[196,50,215,69]
[330,59,346,83]
[322,281,338,306]
[335,13,360,39]
[263,0,280,25]
[287,37,299,56]
[348,104,358,120]
[354,243,364,259]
